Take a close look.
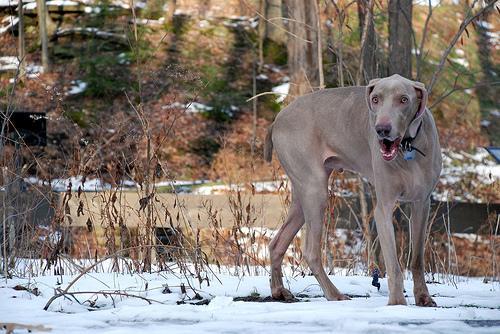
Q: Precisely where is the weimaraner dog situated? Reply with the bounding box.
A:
[264,74,442,306]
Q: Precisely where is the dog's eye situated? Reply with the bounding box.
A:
[371,96,379,104]
[401,96,408,104]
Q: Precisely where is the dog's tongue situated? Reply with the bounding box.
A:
[379,138,400,161]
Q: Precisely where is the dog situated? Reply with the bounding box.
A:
[264,74,442,306]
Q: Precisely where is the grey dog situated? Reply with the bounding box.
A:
[264,74,442,306]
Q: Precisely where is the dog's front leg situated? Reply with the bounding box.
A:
[374,199,407,305]
[410,198,437,307]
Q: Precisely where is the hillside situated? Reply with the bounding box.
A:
[0,0,498,187]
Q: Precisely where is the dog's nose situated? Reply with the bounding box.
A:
[375,124,392,138]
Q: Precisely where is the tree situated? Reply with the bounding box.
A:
[284,0,320,98]
[36,0,51,72]
[265,0,287,44]
[257,0,266,72]
[328,0,356,87]
[388,0,412,78]
[18,0,26,78]
[475,0,499,145]
[165,0,177,24]
[357,0,377,84]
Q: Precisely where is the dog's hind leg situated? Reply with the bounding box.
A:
[269,186,304,301]
[410,198,437,307]
[297,171,349,301]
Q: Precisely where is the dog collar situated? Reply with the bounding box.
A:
[400,121,425,160]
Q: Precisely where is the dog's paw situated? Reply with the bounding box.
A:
[387,294,407,306]
[415,294,437,307]
[272,287,296,302]
[324,291,351,301]
[336,294,351,301]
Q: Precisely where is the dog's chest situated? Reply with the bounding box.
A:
[392,160,431,201]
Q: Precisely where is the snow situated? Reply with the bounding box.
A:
[193,181,287,195]
[23,1,36,9]
[67,80,87,95]
[17,0,146,10]
[25,176,112,192]
[55,27,122,41]
[481,120,491,127]
[223,16,259,30]
[1,266,499,334]
[0,57,43,76]
[46,0,79,6]
[133,17,165,26]
[0,0,34,7]
[272,82,290,103]
[0,56,19,71]
[83,5,101,13]
[117,52,130,64]
[263,63,284,74]
[199,20,210,28]
[0,15,18,34]
[486,31,499,46]
[440,148,500,183]
[256,73,268,80]
[452,57,469,68]
[23,176,211,193]
[477,20,493,30]
[193,184,241,195]
[188,102,213,112]
[433,148,500,202]
[414,0,442,7]
[162,102,213,113]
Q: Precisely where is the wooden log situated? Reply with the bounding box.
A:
[51,27,128,46]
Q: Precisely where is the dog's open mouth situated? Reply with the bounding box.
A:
[378,137,401,161]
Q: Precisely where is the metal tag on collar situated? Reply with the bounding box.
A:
[403,148,416,160]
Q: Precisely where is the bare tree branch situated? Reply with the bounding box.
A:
[429,80,500,109]
[416,0,435,81]
[427,0,498,95]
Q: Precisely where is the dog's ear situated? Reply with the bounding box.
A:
[408,80,428,137]
[365,78,380,111]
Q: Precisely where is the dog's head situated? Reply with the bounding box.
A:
[365,74,427,161]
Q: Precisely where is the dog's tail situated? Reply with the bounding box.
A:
[263,123,274,162]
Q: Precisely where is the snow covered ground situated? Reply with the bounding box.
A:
[1,267,499,333]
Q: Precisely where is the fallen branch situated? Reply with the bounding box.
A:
[51,27,128,46]
[42,244,205,310]
[245,91,290,102]
[1,323,51,334]
[43,290,163,311]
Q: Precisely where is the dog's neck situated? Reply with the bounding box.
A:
[403,119,423,143]
[400,119,425,159]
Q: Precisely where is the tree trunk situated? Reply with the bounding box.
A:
[388,0,412,78]
[357,0,377,84]
[18,0,26,78]
[284,0,320,99]
[313,0,324,89]
[266,0,286,44]
[36,0,50,72]
[166,0,177,24]
[475,3,499,145]
[357,0,365,39]
[258,0,266,72]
